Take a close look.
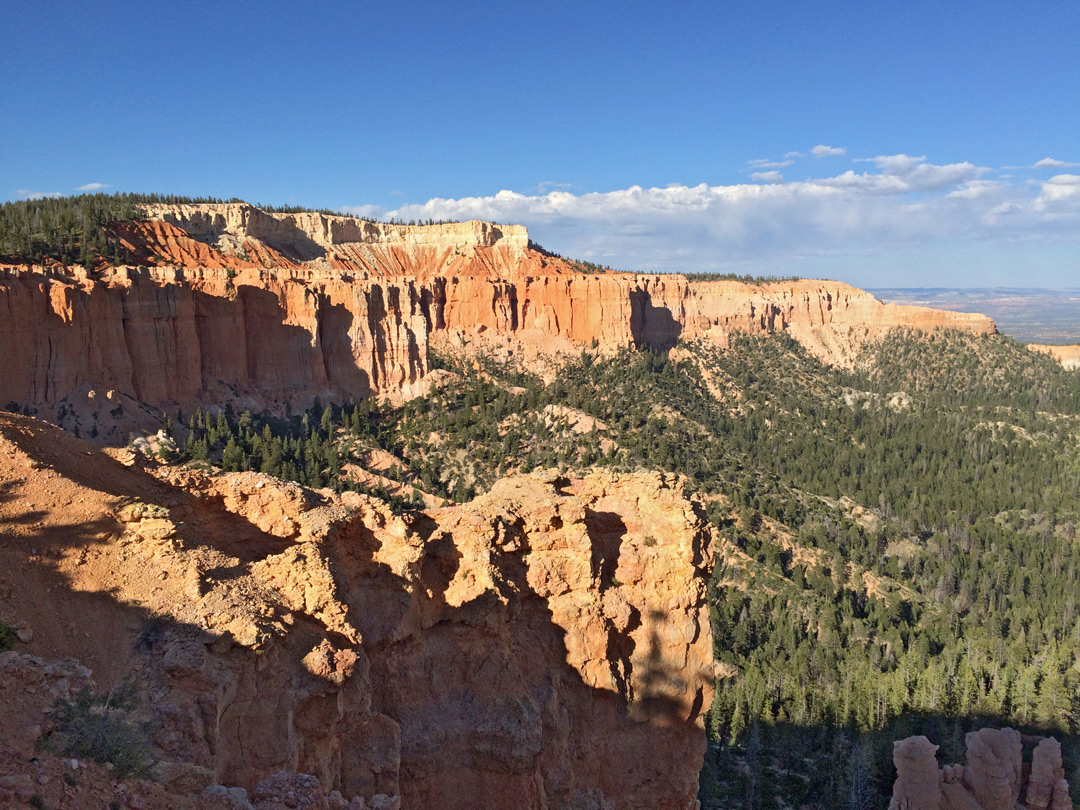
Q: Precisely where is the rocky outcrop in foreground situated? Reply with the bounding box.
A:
[0,413,714,809]
[890,729,1072,810]
[1,204,995,431]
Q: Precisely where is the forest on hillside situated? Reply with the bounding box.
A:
[160,328,1080,809]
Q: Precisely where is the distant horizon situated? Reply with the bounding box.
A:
[864,289,1080,295]
[870,287,1080,345]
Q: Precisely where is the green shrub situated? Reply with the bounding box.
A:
[39,682,152,778]
[0,619,16,651]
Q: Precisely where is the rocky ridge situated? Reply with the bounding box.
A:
[0,412,714,809]
[1,203,995,434]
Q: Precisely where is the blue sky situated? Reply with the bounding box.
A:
[3,0,1078,286]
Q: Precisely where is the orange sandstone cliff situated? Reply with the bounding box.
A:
[0,412,714,810]
[0,203,996,426]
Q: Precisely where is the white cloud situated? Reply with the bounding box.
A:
[784,151,806,159]
[339,158,1078,278]
[747,159,794,168]
[811,145,846,158]
[1034,174,1080,212]
[818,161,987,195]
[854,154,926,172]
[945,180,1002,199]
[1033,157,1080,169]
[16,189,62,200]
[76,182,110,191]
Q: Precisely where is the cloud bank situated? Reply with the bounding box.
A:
[1032,158,1079,169]
[342,156,1079,283]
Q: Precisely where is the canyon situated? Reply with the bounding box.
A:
[7,203,1067,810]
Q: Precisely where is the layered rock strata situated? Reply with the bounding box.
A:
[0,413,714,809]
[889,729,1072,810]
[1,204,995,420]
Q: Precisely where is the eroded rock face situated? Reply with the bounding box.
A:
[369,471,715,810]
[966,728,1022,810]
[0,414,714,810]
[0,205,995,422]
[1027,738,1072,810]
[888,729,1073,810]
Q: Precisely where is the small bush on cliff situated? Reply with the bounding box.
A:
[39,681,152,779]
[0,619,16,651]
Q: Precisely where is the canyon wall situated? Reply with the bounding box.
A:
[0,265,429,416]
[0,204,997,419]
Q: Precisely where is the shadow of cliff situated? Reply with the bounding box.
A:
[585,508,649,710]
[630,288,682,352]
[195,283,383,407]
[585,509,624,590]
[318,300,373,398]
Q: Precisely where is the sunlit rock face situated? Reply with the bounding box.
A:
[0,412,715,809]
[1028,343,1080,370]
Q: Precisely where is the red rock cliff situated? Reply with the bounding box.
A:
[0,204,996,419]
